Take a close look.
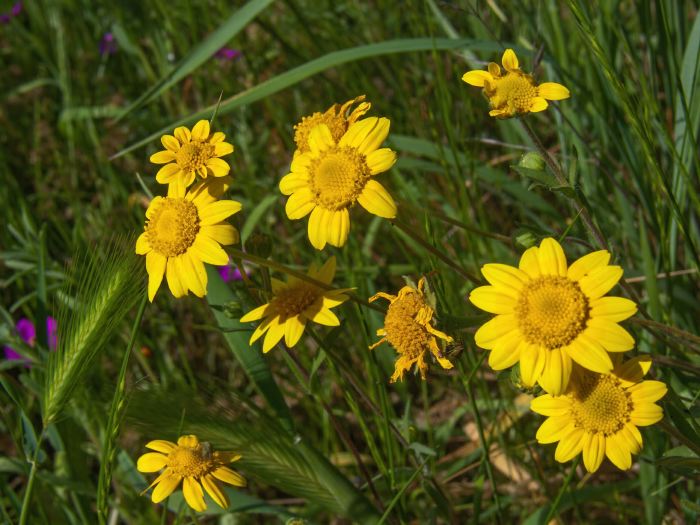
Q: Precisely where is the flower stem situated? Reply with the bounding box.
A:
[391,219,480,283]
[18,429,46,525]
[544,457,580,524]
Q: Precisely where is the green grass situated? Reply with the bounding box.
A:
[1,0,698,523]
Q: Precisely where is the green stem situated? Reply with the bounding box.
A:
[544,457,580,524]
[18,429,46,525]
[391,219,480,283]
[97,293,149,525]
[227,247,384,313]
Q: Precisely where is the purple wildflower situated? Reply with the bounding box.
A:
[3,316,58,363]
[11,2,22,16]
[99,32,117,56]
[0,13,10,24]
[217,258,249,283]
[215,47,241,61]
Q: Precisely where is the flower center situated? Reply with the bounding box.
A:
[570,374,633,436]
[145,198,200,257]
[175,141,215,172]
[491,73,538,113]
[168,444,213,478]
[384,294,431,358]
[515,276,589,349]
[294,113,347,153]
[271,284,321,320]
[309,147,370,210]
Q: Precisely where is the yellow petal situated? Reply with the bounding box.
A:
[535,416,570,444]
[212,466,247,487]
[630,404,663,426]
[628,381,667,403]
[519,344,546,387]
[565,336,613,373]
[567,250,611,281]
[307,206,329,250]
[529,97,549,112]
[308,124,335,155]
[262,318,285,353]
[201,224,239,246]
[284,316,306,347]
[145,440,176,453]
[473,314,517,349]
[156,163,181,183]
[537,347,572,396]
[356,117,391,155]
[135,232,150,255]
[209,131,225,144]
[554,426,585,462]
[201,474,229,509]
[285,189,315,219]
[339,117,377,149]
[191,120,210,141]
[579,265,623,299]
[537,238,567,276]
[308,307,340,326]
[501,48,519,71]
[605,433,632,470]
[314,256,336,283]
[214,142,234,157]
[249,316,273,344]
[469,285,517,314]
[488,330,521,370]
[366,148,397,175]
[530,394,570,417]
[199,200,242,225]
[151,474,181,503]
[582,432,605,473]
[192,235,229,266]
[326,209,350,247]
[357,179,397,219]
[462,70,493,87]
[146,252,166,302]
[279,173,308,195]
[161,134,180,152]
[206,157,230,177]
[488,62,501,77]
[240,303,270,323]
[481,263,527,291]
[177,435,199,447]
[174,126,191,143]
[538,82,570,100]
[181,253,207,298]
[615,355,652,386]
[585,318,635,352]
[166,256,187,298]
[590,296,637,322]
[150,150,176,164]
[290,152,312,174]
[182,477,207,512]
[518,246,541,278]
[137,452,167,472]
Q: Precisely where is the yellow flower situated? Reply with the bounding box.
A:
[469,237,636,395]
[531,356,666,473]
[462,48,570,118]
[150,119,234,194]
[137,434,246,512]
[136,177,241,302]
[293,95,371,154]
[280,118,398,250]
[239,257,350,353]
[369,277,453,382]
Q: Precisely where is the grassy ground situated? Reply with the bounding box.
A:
[1,0,699,523]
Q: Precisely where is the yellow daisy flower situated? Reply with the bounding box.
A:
[150,119,234,194]
[462,48,570,118]
[369,277,454,382]
[531,356,667,473]
[137,434,246,512]
[136,177,241,302]
[239,257,350,353]
[279,118,398,250]
[469,237,636,395]
[293,95,371,154]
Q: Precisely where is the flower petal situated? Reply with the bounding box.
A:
[519,246,541,278]
[145,440,176,453]
[191,120,210,141]
[181,252,207,298]
[308,307,340,327]
[201,474,229,509]
[146,252,166,302]
[565,336,613,373]
[136,232,150,255]
[161,134,180,152]
[192,235,229,266]
[501,48,519,71]
[628,380,667,404]
[474,314,517,349]
[199,200,242,225]
[630,404,663,426]
[183,477,207,512]
[156,163,181,184]
[284,316,306,347]
[488,330,521,370]
[327,209,350,247]
[462,70,493,87]
[579,265,623,299]
[212,466,247,487]
[469,285,517,314]
[262,318,285,353]
[240,303,270,323]
[137,452,167,472]
[279,172,308,195]
[554,426,585,462]
[481,263,528,291]
[366,148,396,175]
[357,179,397,218]
[530,394,570,417]
[214,142,234,157]
[535,416,570,444]
[585,318,635,352]
[151,474,181,503]
[174,126,191,143]
[166,256,187,298]
[307,206,329,250]
[567,250,611,281]
[590,296,637,322]
[285,189,315,219]
[605,433,632,470]
[615,355,652,386]
[150,150,176,164]
[201,224,238,245]
[519,344,546,387]
[308,124,335,155]
[538,347,572,395]
[537,238,567,276]
[529,97,549,112]
[356,117,391,155]
[538,82,570,100]
[206,157,230,177]
[582,432,605,473]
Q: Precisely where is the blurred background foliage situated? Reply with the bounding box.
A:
[1,0,698,523]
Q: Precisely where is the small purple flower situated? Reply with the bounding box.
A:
[3,316,58,364]
[215,47,241,62]
[0,13,10,24]
[11,2,22,16]
[99,32,117,56]
[217,258,249,283]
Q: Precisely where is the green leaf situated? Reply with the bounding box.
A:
[116,0,275,120]
[111,38,499,159]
